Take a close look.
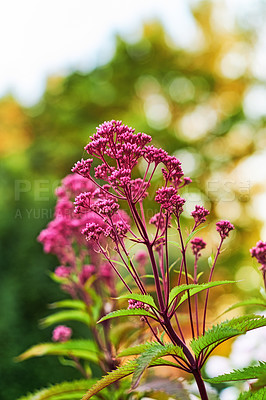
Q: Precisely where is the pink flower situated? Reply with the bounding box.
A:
[149,212,171,230]
[74,192,93,213]
[155,187,185,216]
[91,198,119,217]
[191,205,210,226]
[144,145,168,164]
[54,266,72,278]
[71,158,93,178]
[99,263,113,279]
[79,264,95,285]
[250,241,266,269]
[109,168,131,188]
[128,299,147,310]
[82,223,104,241]
[191,237,206,257]
[216,220,235,239]
[52,325,72,342]
[135,250,148,265]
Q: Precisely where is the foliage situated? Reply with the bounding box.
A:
[205,361,266,384]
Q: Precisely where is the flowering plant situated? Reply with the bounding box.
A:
[71,121,266,400]
[18,121,266,400]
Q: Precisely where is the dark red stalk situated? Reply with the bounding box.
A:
[202,238,223,334]
[177,218,195,339]
[194,255,200,337]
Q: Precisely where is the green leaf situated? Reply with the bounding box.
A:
[140,274,163,283]
[205,361,266,383]
[131,342,186,389]
[185,225,207,246]
[118,343,149,357]
[49,299,86,311]
[169,281,234,308]
[237,387,266,400]
[98,308,159,324]
[191,314,266,358]
[168,240,182,250]
[208,254,215,269]
[220,298,266,316]
[18,379,97,400]
[116,293,158,310]
[16,340,99,363]
[176,280,235,310]
[82,360,137,400]
[40,310,91,328]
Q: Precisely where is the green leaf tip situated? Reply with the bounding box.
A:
[18,379,97,400]
[82,360,137,400]
[191,314,266,358]
[205,361,266,384]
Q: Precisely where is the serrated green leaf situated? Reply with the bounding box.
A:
[82,360,137,400]
[176,280,235,309]
[237,387,266,400]
[117,293,158,310]
[18,379,96,400]
[169,281,234,308]
[185,225,207,246]
[49,300,86,311]
[40,310,91,328]
[131,342,186,389]
[205,361,266,383]
[98,308,158,324]
[118,343,149,357]
[16,340,99,363]
[169,284,198,305]
[220,298,266,316]
[191,315,266,358]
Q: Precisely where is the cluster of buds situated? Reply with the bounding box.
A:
[250,240,266,289]
[128,299,149,311]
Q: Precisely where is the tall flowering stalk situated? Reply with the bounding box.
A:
[71,120,245,400]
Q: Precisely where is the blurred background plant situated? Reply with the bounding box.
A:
[1,0,266,399]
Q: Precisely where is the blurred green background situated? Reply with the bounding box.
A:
[1,1,266,399]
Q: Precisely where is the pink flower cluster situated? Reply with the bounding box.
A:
[191,205,210,227]
[216,220,235,239]
[250,240,266,270]
[191,237,207,257]
[73,120,191,208]
[128,299,148,310]
[38,173,125,301]
[52,325,72,342]
[38,174,96,265]
[155,187,185,216]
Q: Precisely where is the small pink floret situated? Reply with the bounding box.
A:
[52,325,72,342]
[216,220,235,239]
[54,266,71,278]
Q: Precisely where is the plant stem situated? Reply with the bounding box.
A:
[192,368,209,400]
[202,238,223,334]
[177,218,195,338]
